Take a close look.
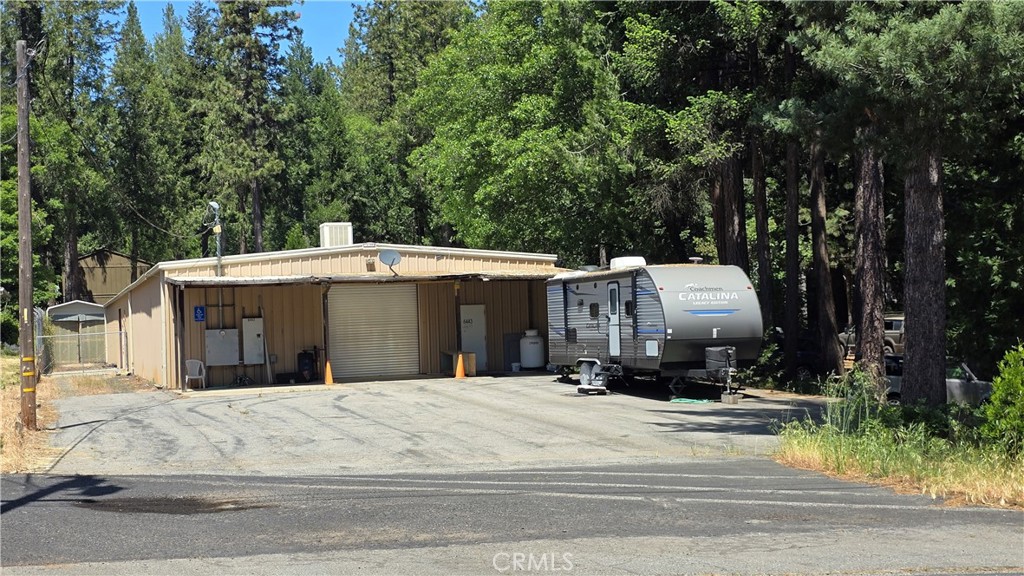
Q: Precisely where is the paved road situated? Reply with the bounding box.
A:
[3,461,1022,575]
[2,375,1021,575]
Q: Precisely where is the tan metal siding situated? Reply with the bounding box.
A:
[457,280,547,372]
[80,252,151,304]
[126,274,164,384]
[417,282,457,374]
[327,284,419,378]
[529,279,549,342]
[104,305,119,366]
[179,284,325,387]
[162,282,174,387]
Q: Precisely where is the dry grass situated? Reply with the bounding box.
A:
[1,354,153,473]
[776,429,1024,510]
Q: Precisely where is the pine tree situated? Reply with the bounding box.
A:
[795,0,1024,404]
[33,1,121,302]
[197,0,296,254]
[111,1,176,278]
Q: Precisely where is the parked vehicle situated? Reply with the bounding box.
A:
[884,355,992,405]
[839,313,906,355]
[546,258,763,395]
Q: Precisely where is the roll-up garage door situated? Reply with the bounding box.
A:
[327,284,420,378]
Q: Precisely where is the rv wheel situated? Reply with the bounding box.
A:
[579,362,596,387]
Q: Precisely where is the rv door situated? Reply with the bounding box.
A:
[608,282,620,357]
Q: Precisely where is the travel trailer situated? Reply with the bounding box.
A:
[546,258,763,395]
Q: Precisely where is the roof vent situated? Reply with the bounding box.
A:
[319,222,353,248]
[610,256,646,270]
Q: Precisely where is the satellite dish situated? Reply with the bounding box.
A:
[379,249,402,276]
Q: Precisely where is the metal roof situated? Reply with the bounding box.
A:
[49,313,105,322]
[109,242,562,306]
[165,270,564,287]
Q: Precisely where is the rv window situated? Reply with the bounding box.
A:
[609,288,619,314]
[625,300,634,316]
[589,303,599,318]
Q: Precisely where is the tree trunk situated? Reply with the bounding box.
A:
[664,210,689,262]
[237,185,248,255]
[784,140,801,380]
[717,154,750,271]
[854,119,886,383]
[810,133,843,375]
[747,40,772,327]
[783,41,801,381]
[62,211,84,302]
[901,143,946,407]
[710,172,725,263]
[130,227,140,282]
[251,178,263,253]
[751,134,773,329]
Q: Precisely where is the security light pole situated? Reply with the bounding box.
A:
[17,40,37,430]
[209,201,222,276]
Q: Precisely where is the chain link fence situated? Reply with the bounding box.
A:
[38,330,125,375]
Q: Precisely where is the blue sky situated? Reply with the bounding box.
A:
[134,1,357,64]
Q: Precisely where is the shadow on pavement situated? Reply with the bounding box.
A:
[1,475,125,514]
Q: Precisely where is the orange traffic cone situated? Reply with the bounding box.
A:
[324,359,334,385]
[455,353,466,379]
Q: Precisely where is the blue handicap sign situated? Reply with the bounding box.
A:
[193,306,206,322]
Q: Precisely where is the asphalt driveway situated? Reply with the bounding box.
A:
[43,374,824,476]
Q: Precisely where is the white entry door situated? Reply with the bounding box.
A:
[608,282,621,357]
[460,304,487,372]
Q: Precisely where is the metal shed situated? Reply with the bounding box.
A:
[104,228,565,389]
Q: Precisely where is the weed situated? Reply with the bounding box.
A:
[776,365,1024,508]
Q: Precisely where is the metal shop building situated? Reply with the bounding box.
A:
[104,224,563,389]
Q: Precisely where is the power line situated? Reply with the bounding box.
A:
[3,38,44,88]
[31,36,202,242]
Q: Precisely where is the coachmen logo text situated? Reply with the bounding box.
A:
[679,283,738,302]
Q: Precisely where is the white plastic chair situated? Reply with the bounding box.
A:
[184,359,206,389]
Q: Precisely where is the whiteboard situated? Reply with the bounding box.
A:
[204,329,239,367]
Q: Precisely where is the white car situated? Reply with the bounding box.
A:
[885,356,992,405]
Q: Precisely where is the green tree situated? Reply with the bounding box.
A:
[32,1,121,302]
[110,2,178,279]
[0,106,58,344]
[340,0,472,243]
[152,3,201,260]
[410,0,636,263]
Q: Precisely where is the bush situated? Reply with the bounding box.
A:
[734,335,783,389]
[0,307,17,346]
[734,332,822,395]
[982,344,1024,455]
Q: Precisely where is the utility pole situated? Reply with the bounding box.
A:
[17,40,37,430]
